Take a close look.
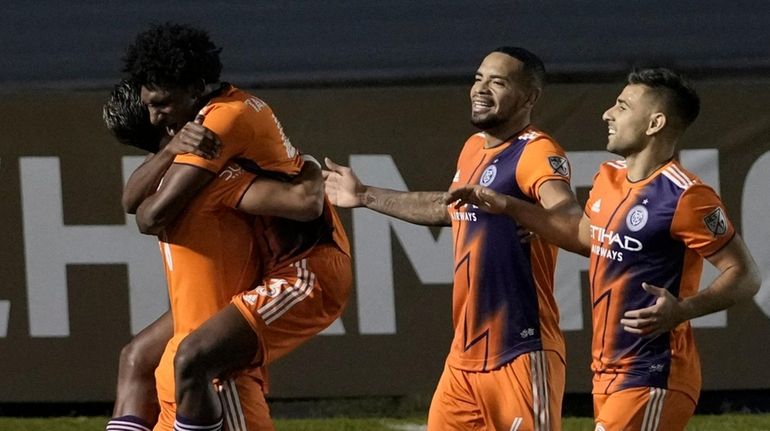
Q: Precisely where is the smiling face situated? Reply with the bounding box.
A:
[469,52,534,133]
[140,85,200,135]
[602,84,661,157]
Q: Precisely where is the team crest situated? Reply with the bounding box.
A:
[626,204,648,232]
[548,156,570,177]
[704,207,728,236]
[480,165,497,186]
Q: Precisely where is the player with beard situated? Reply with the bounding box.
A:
[324,47,578,431]
[444,68,760,430]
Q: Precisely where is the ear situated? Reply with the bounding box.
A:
[646,112,666,136]
[525,87,542,108]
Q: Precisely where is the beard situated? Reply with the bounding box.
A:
[470,112,506,130]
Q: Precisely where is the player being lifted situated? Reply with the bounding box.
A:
[104,22,351,431]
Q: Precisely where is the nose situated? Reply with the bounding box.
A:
[601,107,613,122]
[148,107,164,126]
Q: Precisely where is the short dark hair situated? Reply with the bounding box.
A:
[122,22,222,90]
[627,68,700,128]
[491,46,546,91]
[103,79,163,153]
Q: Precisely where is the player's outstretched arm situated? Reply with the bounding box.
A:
[621,234,760,337]
[323,157,450,226]
[237,156,324,221]
[122,123,220,214]
[445,181,589,255]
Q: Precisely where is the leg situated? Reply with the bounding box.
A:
[173,304,263,426]
[107,311,173,431]
[234,244,353,364]
[594,387,696,431]
[476,350,565,431]
[427,362,485,431]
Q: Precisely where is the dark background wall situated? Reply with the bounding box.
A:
[2,1,769,90]
[0,0,768,407]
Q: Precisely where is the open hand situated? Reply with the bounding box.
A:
[620,283,685,337]
[445,185,507,214]
[163,121,221,159]
[322,157,366,208]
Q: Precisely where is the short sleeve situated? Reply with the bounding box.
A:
[515,137,571,201]
[211,164,258,210]
[670,184,735,257]
[175,101,302,176]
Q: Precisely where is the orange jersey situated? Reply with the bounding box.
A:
[447,127,569,371]
[585,159,735,401]
[175,84,303,178]
[253,197,351,272]
[155,163,258,401]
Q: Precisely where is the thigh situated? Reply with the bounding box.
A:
[232,244,353,363]
[427,362,486,431]
[594,387,695,431]
[178,304,262,375]
[476,350,564,431]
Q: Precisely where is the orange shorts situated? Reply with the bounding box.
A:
[154,371,273,431]
[593,387,696,431]
[428,350,565,431]
[232,243,353,365]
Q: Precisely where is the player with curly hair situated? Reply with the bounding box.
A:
[113,23,352,431]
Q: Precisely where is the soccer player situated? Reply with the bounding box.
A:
[103,79,351,431]
[324,47,574,430]
[445,68,761,430]
[114,23,352,431]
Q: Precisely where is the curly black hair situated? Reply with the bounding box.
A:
[122,22,222,90]
[103,79,163,153]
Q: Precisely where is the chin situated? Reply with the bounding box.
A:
[470,116,504,131]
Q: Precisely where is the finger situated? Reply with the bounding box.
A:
[641,282,666,297]
[622,325,650,335]
[623,307,655,319]
[321,170,331,180]
[324,157,343,172]
[620,317,655,328]
[194,113,206,124]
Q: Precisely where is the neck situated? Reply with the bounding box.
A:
[481,113,531,148]
[624,139,676,182]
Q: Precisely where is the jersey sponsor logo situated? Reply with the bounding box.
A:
[479,164,497,186]
[626,204,649,232]
[591,198,602,213]
[704,207,728,236]
[519,328,535,338]
[649,363,664,373]
[590,225,643,251]
[451,209,478,222]
[548,156,570,177]
[255,278,288,298]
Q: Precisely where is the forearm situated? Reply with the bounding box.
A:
[362,187,450,226]
[122,149,176,214]
[679,263,761,321]
[501,195,589,256]
[238,164,324,222]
